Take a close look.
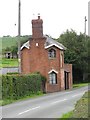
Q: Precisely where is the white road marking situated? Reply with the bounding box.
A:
[72,93,84,98]
[66,91,72,94]
[51,92,84,104]
[18,92,84,115]
[51,98,67,104]
[18,106,40,115]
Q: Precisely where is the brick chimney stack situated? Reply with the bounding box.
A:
[32,15,43,38]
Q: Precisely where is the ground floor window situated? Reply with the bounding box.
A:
[49,71,57,84]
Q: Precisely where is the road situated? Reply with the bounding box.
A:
[0,67,18,75]
[1,86,88,118]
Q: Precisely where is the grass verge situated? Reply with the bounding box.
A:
[60,90,89,119]
[0,83,88,106]
[60,111,73,119]
[0,92,45,106]
[73,82,88,88]
[72,90,89,118]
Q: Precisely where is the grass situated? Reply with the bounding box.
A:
[60,91,89,119]
[0,81,89,106]
[0,100,3,106]
[72,91,89,118]
[0,92,45,106]
[73,82,88,88]
[0,58,18,68]
[0,36,31,50]
[0,83,89,106]
[1,37,18,50]
[59,111,73,119]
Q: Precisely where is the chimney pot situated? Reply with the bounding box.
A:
[38,13,40,19]
[38,16,40,19]
[32,15,43,38]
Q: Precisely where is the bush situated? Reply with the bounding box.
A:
[7,72,19,75]
[1,73,46,100]
[0,76,2,100]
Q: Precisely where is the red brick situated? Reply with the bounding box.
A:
[21,16,73,93]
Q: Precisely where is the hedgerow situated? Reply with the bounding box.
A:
[1,73,46,100]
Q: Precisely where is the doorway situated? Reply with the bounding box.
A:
[64,71,69,90]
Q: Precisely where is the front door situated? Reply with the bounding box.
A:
[64,71,69,90]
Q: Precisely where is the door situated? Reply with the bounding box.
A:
[64,71,69,90]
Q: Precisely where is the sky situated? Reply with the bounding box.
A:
[0,0,89,38]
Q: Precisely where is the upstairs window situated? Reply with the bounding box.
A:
[60,52,63,68]
[49,71,57,84]
[48,49,56,58]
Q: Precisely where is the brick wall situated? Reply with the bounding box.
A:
[64,64,73,89]
[21,16,72,93]
[21,47,30,74]
[32,16,43,38]
[21,38,65,92]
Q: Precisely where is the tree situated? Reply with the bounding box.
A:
[57,29,89,83]
[11,46,18,58]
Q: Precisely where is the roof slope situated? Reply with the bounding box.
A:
[44,36,66,50]
[21,35,66,50]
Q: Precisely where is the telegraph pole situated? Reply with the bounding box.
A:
[88,1,90,36]
[84,16,87,39]
[18,0,21,36]
[18,0,21,73]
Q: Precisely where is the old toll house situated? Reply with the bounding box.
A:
[21,15,73,93]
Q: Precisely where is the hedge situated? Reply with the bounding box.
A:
[1,73,46,100]
[0,76,2,100]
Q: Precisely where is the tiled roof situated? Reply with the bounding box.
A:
[44,35,66,50]
[20,35,66,50]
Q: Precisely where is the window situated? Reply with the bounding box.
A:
[48,49,56,58]
[49,72,57,84]
[61,52,63,68]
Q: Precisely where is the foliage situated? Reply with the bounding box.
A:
[1,35,31,49]
[72,91,89,118]
[88,40,90,80]
[73,83,88,88]
[60,111,73,119]
[60,91,89,119]
[7,72,19,75]
[57,29,89,82]
[0,92,44,106]
[11,46,18,57]
[0,75,2,100]
[1,35,31,56]
[2,73,46,100]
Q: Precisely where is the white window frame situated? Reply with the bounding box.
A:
[48,48,56,58]
[49,71,57,84]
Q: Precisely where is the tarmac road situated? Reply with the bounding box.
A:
[1,86,88,118]
[0,67,18,74]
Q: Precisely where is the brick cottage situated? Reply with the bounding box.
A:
[20,15,73,93]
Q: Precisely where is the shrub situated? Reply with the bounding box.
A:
[2,73,46,100]
[7,72,19,75]
[0,75,2,100]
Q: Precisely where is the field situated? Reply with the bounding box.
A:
[0,35,31,50]
[0,37,17,50]
[0,58,18,67]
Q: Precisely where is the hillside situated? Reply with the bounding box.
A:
[0,35,31,50]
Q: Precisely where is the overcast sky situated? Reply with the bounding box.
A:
[0,0,89,38]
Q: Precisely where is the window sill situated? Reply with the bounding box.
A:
[49,84,58,85]
[48,57,56,60]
